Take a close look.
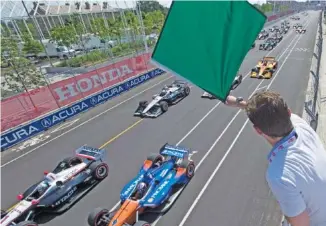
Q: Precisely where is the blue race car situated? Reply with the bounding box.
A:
[88,143,195,226]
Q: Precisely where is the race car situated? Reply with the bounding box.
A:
[201,74,243,99]
[257,30,269,40]
[88,143,195,226]
[0,146,109,226]
[259,38,277,50]
[134,80,190,118]
[280,27,289,34]
[293,23,302,29]
[271,33,283,43]
[269,25,279,32]
[291,16,300,20]
[296,26,306,34]
[250,57,278,79]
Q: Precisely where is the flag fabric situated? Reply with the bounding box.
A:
[151,1,266,101]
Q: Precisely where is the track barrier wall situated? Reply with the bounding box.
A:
[1,67,165,150]
[0,10,295,151]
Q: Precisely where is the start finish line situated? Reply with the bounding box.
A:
[0,68,165,151]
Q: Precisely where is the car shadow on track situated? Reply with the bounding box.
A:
[138,183,191,225]
[34,181,104,225]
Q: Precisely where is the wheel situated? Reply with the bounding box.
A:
[139,101,148,107]
[0,209,6,218]
[183,86,190,96]
[160,101,168,112]
[15,221,38,226]
[88,207,110,226]
[89,162,109,180]
[179,160,196,179]
[146,153,164,165]
[134,220,151,226]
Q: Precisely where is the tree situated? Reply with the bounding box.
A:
[107,17,123,43]
[144,10,164,34]
[1,32,46,97]
[124,11,140,41]
[136,1,166,14]
[91,17,108,38]
[50,24,78,48]
[22,34,44,55]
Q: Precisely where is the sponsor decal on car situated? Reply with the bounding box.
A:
[53,186,77,206]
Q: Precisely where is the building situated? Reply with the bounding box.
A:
[1,1,133,40]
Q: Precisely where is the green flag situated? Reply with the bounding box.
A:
[151,1,266,101]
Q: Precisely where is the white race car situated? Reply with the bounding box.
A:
[134,80,190,118]
[201,74,243,99]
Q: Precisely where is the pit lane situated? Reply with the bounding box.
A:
[0,11,317,226]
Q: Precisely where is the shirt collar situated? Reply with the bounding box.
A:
[267,129,297,162]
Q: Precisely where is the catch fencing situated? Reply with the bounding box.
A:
[0,10,296,150]
[1,52,154,131]
[303,11,323,130]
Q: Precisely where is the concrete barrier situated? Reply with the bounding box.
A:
[316,14,326,147]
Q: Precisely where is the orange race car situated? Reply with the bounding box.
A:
[250,57,278,79]
[87,144,195,226]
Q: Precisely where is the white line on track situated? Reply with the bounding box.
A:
[1,75,173,168]
[0,13,299,168]
[108,15,310,215]
[177,16,312,226]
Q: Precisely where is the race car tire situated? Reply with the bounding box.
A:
[139,101,148,107]
[183,86,190,96]
[134,221,151,226]
[15,221,38,226]
[179,160,196,179]
[269,46,273,50]
[0,209,6,218]
[160,101,168,112]
[89,162,109,181]
[88,207,110,226]
[146,153,164,166]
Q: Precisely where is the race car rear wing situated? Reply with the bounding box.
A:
[75,145,106,161]
[263,56,276,61]
[159,143,190,159]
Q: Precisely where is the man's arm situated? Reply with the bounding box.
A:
[285,211,310,226]
[267,176,310,226]
[224,95,247,109]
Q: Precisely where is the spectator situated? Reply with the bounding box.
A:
[225,91,326,226]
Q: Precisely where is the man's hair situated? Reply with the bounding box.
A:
[245,91,293,137]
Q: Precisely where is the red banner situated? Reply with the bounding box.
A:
[1,53,155,132]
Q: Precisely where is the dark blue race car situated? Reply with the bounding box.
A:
[88,143,196,226]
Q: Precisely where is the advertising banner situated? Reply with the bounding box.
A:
[1,68,165,150]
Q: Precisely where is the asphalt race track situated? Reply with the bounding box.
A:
[0,11,319,226]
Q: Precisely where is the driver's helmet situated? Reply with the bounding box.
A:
[160,90,167,96]
[37,181,49,195]
[136,182,147,198]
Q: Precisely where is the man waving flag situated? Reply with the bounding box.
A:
[151,1,266,101]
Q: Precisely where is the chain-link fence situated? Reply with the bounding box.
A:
[303,11,323,130]
[0,1,303,132]
[1,0,164,131]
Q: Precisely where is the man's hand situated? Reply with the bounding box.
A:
[224,95,247,109]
